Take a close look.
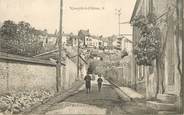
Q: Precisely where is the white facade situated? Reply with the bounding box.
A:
[85,36,103,48]
[121,38,133,53]
[43,34,70,47]
[103,42,108,47]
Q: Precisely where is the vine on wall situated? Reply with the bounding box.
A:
[132,13,161,66]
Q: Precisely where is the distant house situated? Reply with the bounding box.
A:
[112,37,123,50]
[121,37,133,53]
[103,41,108,47]
[67,35,78,47]
[45,34,57,46]
[78,29,90,47]
[42,33,72,50]
[111,36,133,52]
[55,33,71,47]
[78,30,108,50]
[85,36,103,49]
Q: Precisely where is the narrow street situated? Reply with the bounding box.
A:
[0,0,183,114]
[29,79,157,115]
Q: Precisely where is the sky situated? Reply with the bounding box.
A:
[0,0,136,37]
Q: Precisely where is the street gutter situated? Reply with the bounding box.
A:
[107,79,133,101]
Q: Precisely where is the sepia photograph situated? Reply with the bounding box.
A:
[0,0,183,114]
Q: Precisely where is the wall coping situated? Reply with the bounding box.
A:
[0,52,62,66]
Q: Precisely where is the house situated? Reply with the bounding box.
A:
[103,41,108,47]
[78,30,108,49]
[130,0,182,112]
[112,35,133,52]
[78,29,90,47]
[67,35,79,47]
[55,33,71,47]
[112,37,123,50]
[121,37,133,53]
[43,33,73,50]
[85,36,103,49]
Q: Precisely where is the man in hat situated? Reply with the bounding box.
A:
[84,73,92,94]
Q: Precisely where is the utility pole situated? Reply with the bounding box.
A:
[177,0,184,113]
[77,36,80,80]
[56,0,63,92]
[115,9,121,36]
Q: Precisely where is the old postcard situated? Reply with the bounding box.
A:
[0,0,183,115]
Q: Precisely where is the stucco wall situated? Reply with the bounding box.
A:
[132,0,181,99]
[153,0,181,96]
[105,58,132,87]
[0,59,58,94]
[0,58,82,94]
[62,57,87,89]
[0,52,87,95]
[64,58,77,89]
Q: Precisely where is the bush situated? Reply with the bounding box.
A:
[0,89,54,114]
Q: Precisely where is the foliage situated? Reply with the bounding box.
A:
[0,20,46,56]
[132,13,161,66]
[0,89,54,114]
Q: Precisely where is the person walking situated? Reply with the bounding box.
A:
[84,74,91,94]
[97,75,103,92]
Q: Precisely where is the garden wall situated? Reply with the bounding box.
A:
[0,52,64,94]
[105,60,132,87]
[0,52,86,95]
[64,57,77,89]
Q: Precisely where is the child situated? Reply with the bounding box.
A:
[97,75,103,92]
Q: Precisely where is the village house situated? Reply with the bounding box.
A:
[85,36,104,49]
[112,36,122,50]
[130,0,182,112]
[67,35,79,47]
[103,41,108,47]
[111,36,132,53]
[43,33,71,48]
[78,29,109,49]
[78,29,90,47]
[121,37,133,53]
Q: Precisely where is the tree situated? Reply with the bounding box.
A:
[0,20,18,53]
[0,20,45,56]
